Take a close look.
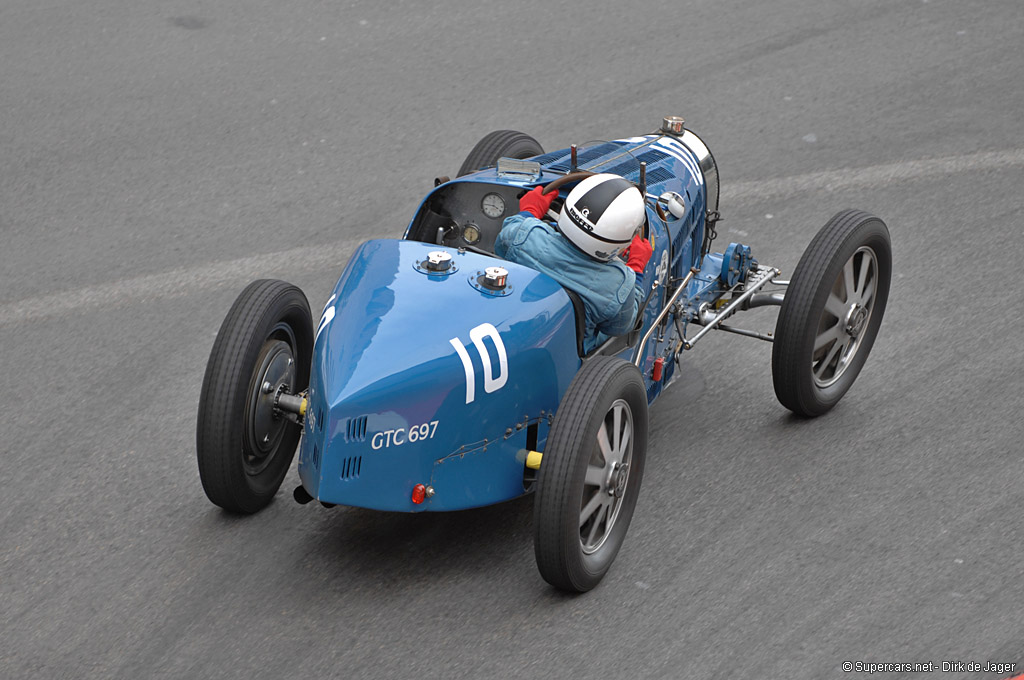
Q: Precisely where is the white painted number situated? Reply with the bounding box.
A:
[470,323,509,395]
[449,323,509,404]
[371,421,440,450]
[315,294,337,344]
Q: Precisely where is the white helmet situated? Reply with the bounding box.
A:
[557,174,645,261]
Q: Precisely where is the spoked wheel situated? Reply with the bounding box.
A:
[197,279,313,513]
[772,210,892,416]
[456,130,543,177]
[534,357,648,592]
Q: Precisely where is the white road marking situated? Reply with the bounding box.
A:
[721,147,1024,203]
[2,147,1023,326]
[0,242,358,326]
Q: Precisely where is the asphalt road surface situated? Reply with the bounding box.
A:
[3,1,1023,678]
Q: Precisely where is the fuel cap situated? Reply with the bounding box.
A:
[482,266,508,290]
[661,115,685,135]
[424,251,452,272]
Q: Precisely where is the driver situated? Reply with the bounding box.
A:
[495,173,652,353]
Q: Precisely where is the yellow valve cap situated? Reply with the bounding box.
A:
[525,450,543,470]
[299,398,308,417]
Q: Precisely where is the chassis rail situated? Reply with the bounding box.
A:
[632,268,699,366]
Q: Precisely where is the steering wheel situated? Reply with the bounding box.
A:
[538,171,594,222]
[541,170,650,241]
[541,171,595,195]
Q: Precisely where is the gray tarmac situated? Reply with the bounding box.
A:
[2,1,1023,678]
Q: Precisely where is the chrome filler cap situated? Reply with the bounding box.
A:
[482,266,508,290]
[661,116,685,135]
[425,250,453,272]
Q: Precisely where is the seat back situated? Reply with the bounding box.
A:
[563,287,588,357]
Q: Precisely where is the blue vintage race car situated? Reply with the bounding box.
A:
[197,117,891,592]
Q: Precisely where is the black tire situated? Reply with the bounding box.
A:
[197,279,313,513]
[456,130,544,177]
[534,357,648,592]
[772,210,891,417]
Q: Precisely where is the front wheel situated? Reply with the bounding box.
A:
[534,357,648,592]
[772,210,892,417]
[196,279,313,513]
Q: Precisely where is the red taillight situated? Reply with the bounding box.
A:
[411,484,427,504]
[652,357,665,382]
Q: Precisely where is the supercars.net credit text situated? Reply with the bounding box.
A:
[842,661,1016,674]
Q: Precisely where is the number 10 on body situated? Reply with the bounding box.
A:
[449,323,508,404]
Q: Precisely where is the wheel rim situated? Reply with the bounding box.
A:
[244,336,296,475]
[580,399,633,554]
[812,246,879,388]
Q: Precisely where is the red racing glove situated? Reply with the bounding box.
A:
[625,234,653,274]
[519,186,558,219]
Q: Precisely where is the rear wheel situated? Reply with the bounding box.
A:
[457,130,544,177]
[197,279,313,513]
[772,210,891,416]
[534,357,648,592]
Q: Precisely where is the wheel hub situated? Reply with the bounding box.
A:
[247,340,296,464]
[845,304,868,337]
[608,463,630,499]
[580,398,634,555]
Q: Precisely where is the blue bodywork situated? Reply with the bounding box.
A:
[297,131,750,512]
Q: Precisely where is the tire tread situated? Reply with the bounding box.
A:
[196,280,312,513]
[772,210,891,416]
[534,356,647,591]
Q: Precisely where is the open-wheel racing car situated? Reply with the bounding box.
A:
[196,116,891,592]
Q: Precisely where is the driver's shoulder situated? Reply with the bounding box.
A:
[500,213,556,247]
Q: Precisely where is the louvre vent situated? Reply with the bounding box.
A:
[576,142,623,165]
[635,149,670,165]
[644,167,675,185]
[533,150,567,165]
[600,161,636,177]
[345,416,368,443]
[597,163,675,186]
[340,456,362,481]
[548,142,624,172]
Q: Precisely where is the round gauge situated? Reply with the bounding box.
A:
[481,193,506,219]
[462,223,482,245]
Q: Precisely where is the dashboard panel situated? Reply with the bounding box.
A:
[406,181,528,254]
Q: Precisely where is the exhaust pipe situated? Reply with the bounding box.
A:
[293,485,314,505]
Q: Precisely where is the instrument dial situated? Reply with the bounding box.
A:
[481,193,506,219]
[462,223,482,245]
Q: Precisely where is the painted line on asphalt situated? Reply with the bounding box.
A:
[2,148,1023,327]
[722,147,1024,202]
[0,242,359,326]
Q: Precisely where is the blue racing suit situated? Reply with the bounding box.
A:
[495,212,642,353]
